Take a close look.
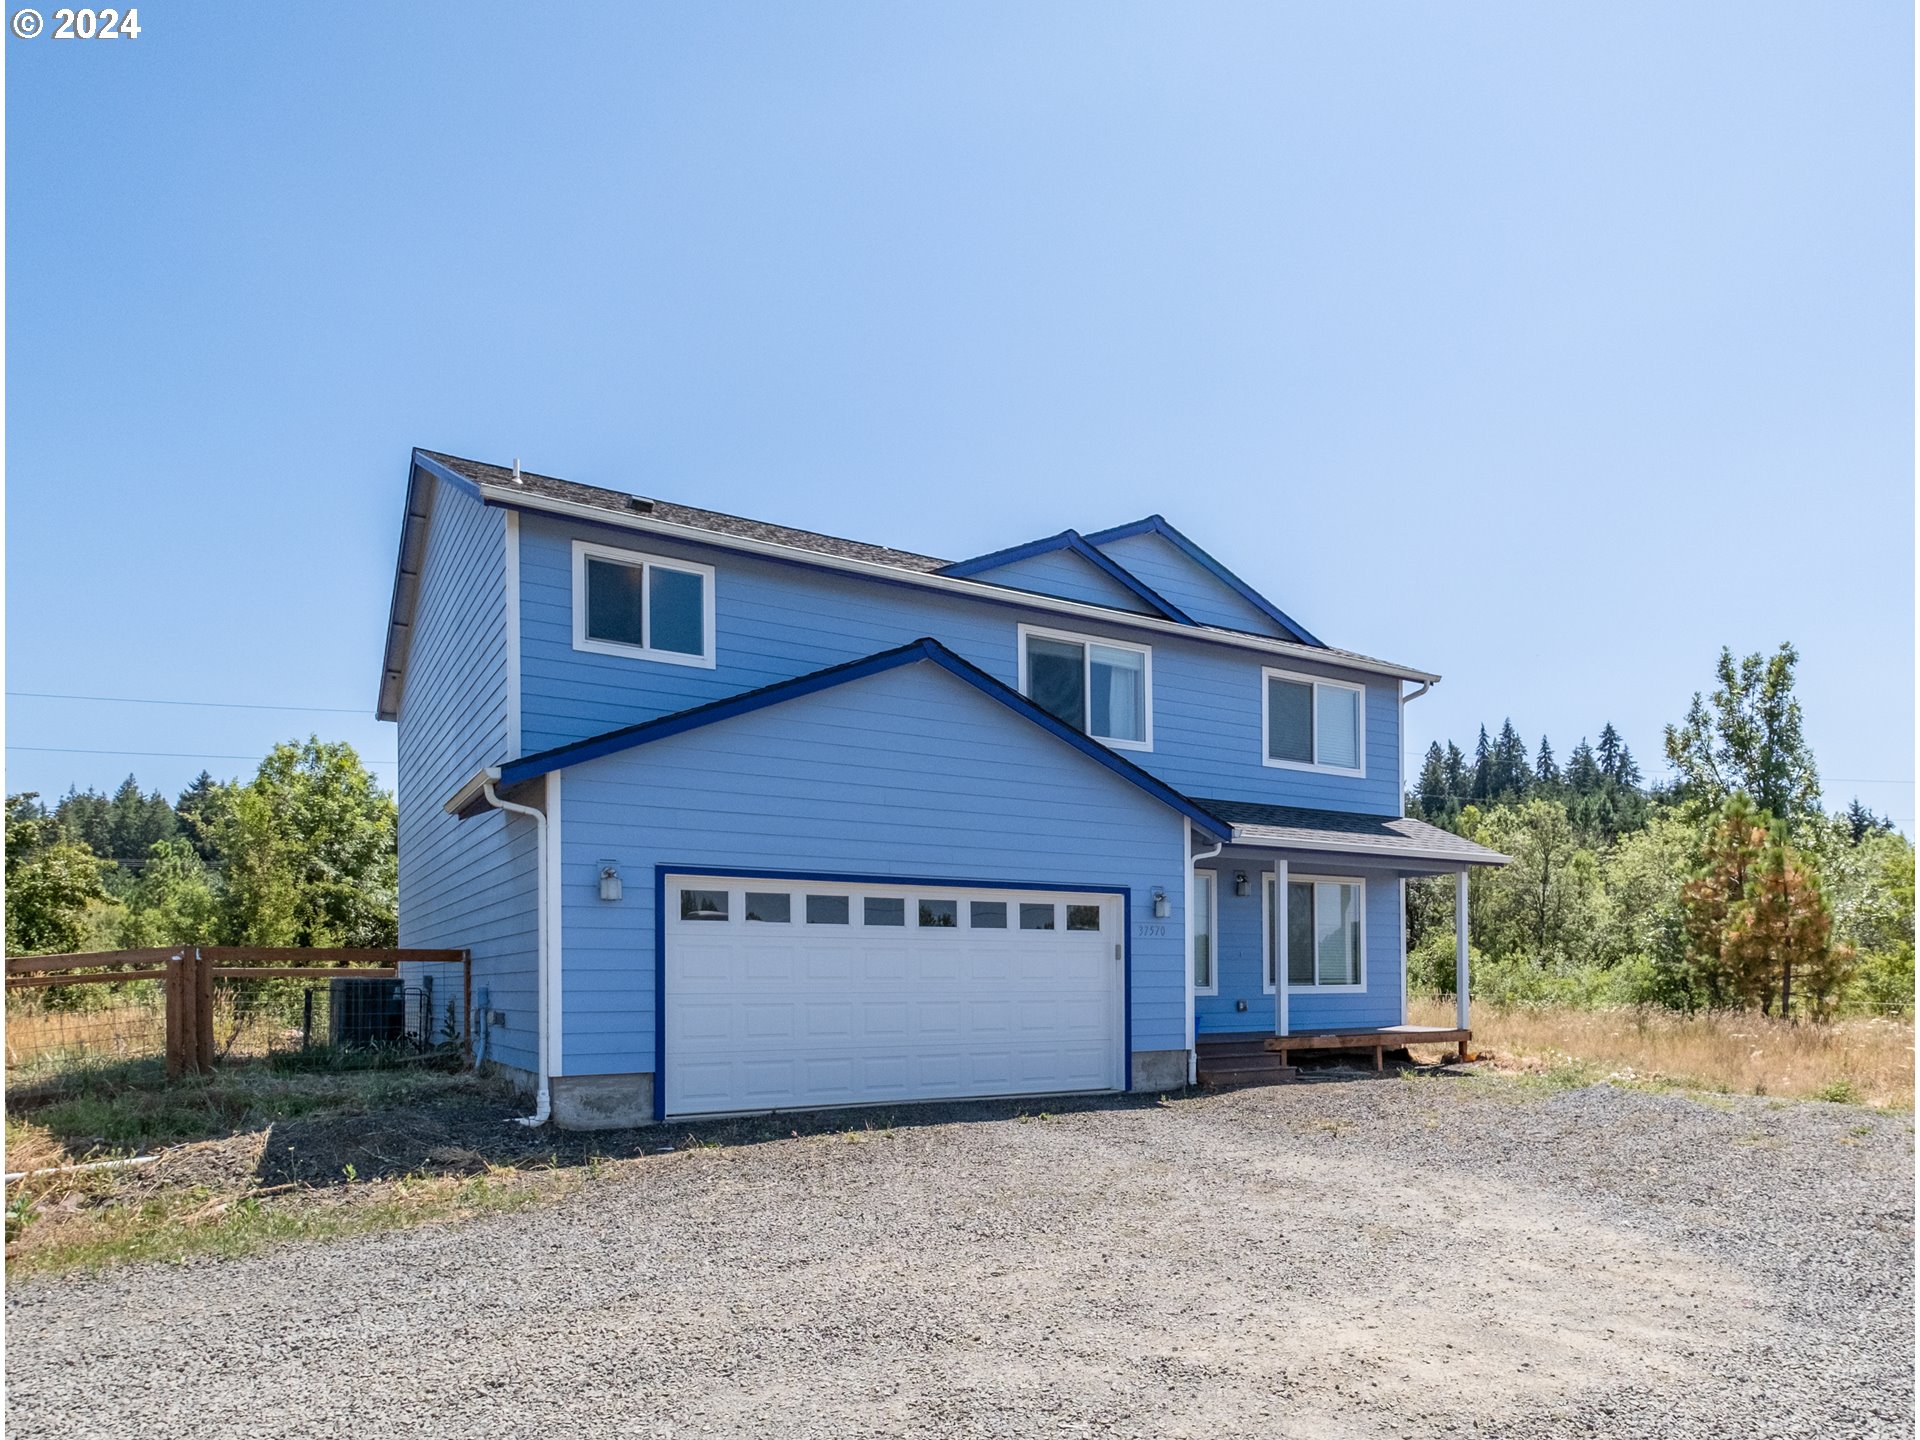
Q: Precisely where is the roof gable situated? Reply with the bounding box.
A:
[1084,516,1322,645]
[490,638,1227,837]
[938,531,1193,623]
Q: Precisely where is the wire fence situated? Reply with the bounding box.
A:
[3,949,468,1082]
[6,979,460,1076]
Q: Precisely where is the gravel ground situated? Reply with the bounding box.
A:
[7,1072,1912,1439]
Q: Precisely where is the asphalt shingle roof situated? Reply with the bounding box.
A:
[1187,798,1508,864]
[408,449,1438,681]
[421,450,951,574]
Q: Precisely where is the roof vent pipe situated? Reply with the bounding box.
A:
[512,457,522,485]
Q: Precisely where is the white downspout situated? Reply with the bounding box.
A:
[1186,823,1225,1084]
[481,779,552,1127]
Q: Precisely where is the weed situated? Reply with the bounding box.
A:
[1409,998,1912,1109]
[1811,1079,1864,1105]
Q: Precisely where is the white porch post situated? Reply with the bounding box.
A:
[1275,858,1290,1037]
[1455,869,1471,1030]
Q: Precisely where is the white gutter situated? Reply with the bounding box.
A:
[1398,679,1433,819]
[1185,822,1225,1084]
[471,483,1442,686]
[1225,830,1510,866]
[478,775,554,1127]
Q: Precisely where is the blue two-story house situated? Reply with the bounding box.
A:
[377,449,1506,1128]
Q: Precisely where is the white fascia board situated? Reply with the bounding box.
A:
[443,767,503,817]
[473,484,1443,686]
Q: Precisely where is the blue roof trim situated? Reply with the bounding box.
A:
[938,531,1196,625]
[1082,515,1325,647]
[495,637,1229,838]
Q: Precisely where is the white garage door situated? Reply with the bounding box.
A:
[664,875,1124,1118]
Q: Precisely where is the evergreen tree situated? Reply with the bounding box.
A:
[1415,743,1450,819]
[1596,724,1642,787]
[175,770,229,866]
[1682,795,1847,1015]
[1471,726,1494,802]
[55,786,113,856]
[1492,720,1531,802]
[1565,739,1602,795]
[1534,736,1561,790]
[105,776,178,866]
[1442,742,1469,803]
[1844,798,1895,845]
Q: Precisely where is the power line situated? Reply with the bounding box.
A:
[7,691,366,715]
[8,745,396,764]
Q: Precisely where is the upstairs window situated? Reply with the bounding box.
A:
[1262,669,1364,775]
[1018,625,1151,750]
[573,541,715,667]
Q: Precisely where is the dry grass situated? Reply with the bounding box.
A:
[6,993,317,1073]
[1409,996,1915,1109]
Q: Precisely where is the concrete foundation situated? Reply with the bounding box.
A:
[483,1060,537,1097]
[1130,1049,1188,1092]
[551,1072,657,1130]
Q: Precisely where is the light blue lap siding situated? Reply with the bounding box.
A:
[515,511,1401,815]
[394,478,539,1073]
[554,661,1189,1079]
[1194,861,1404,1035]
[1089,530,1291,638]
[958,548,1161,615]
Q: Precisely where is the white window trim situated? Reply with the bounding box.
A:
[1263,871,1368,994]
[1016,623,1154,752]
[1260,666,1366,777]
[1192,868,1219,995]
[571,539,717,669]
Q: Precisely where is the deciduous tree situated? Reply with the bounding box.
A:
[1665,645,1821,829]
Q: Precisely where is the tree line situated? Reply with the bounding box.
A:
[5,738,397,958]
[1406,644,1913,1018]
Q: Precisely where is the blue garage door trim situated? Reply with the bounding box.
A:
[652,864,1134,1124]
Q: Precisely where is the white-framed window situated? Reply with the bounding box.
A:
[1016,624,1152,751]
[572,540,716,668]
[1192,869,1218,994]
[1261,668,1365,776]
[1263,872,1366,992]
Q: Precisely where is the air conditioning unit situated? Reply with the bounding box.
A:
[328,978,405,1048]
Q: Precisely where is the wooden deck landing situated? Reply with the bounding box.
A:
[1265,1025,1471,1071]
[1195,1025,1472,1087]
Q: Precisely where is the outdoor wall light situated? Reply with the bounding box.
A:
[1151,888,1170,919]
[1233,871,1250,897]
[598,863,623,903]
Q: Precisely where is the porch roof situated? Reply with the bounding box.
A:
[1187,798,1509,867]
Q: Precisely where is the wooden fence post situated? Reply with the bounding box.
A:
[193,947,215,1074]
[164,952,187,1080]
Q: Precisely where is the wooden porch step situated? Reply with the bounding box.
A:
[1195,1040,1276,1060]
[1195,1046,1301,1088]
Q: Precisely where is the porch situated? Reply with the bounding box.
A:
[1195,1026,1473,1086]
[1183,799,1509,1087]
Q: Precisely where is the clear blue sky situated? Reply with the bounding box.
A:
[7,2,1913,828]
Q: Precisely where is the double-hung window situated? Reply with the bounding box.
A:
[1262,668,1364,775]
[1192,870,1217,994]
[1264,873,1365,991]
[572,541,715,667]
[1018,625,1151,750]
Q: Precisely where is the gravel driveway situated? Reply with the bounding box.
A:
[7,1074,1912,1439]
